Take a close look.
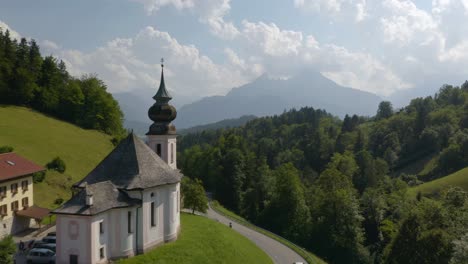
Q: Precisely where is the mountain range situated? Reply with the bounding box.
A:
[115,70,386,130]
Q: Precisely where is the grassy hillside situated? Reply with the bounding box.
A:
[119,213,273,264]
[0,106,114,208]
[409,166,468,196]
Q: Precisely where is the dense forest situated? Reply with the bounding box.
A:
[179,84,468,264]
[0,28,124,137]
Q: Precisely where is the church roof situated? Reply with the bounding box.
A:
[52,181,140,215]
[74,133,182,190]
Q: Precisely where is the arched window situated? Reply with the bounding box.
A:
[156,144,161,157]
[171,143,174,163]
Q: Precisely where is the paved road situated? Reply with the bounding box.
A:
[206,207,306,264]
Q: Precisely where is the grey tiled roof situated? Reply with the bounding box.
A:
[74,133,182,190]
[52,181,140,215]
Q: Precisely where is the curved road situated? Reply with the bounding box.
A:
[206,207,306,264]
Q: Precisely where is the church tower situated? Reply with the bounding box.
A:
[147,59,177,169]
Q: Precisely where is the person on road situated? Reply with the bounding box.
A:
[229,222,232,228]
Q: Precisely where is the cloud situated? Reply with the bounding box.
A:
[0,20,22,40]
[132,0,239,39]
[294,0,369,22]
[44,26,256,100]
[241,20,303,56]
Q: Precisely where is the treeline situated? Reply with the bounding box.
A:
[0,28,124,136]
[179,84,468,264]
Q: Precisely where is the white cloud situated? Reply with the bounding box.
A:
[132,0,239,39]
[241,20,303,56]
[48,26,255,98]
[294,0,369,22]
[0,20,22,40]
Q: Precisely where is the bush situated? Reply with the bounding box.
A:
[46,157,66,173]
[0,235,16,264]
[54,198,64,205]
[0,146,13,154]
[32,171,46,183]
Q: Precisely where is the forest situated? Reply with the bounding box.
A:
[179,84,468,264]
[0,28,124,137]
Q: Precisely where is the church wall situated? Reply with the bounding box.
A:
[56,214,92,264]
[141,187,164,251]
[118,207,137,258]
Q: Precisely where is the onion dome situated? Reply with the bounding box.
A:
[147,59,177,135]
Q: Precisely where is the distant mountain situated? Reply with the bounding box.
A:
[175,70,382,129]
[179,115,257,135]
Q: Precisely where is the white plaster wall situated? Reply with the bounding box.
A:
[146,135,177,169]
[119,207,137,257]
[163,183,180,241]
[141,187,164,250]
[56,215,92,264]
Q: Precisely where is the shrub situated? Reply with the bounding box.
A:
[54,198,64,205]
[46,157,66,173]
[0,146,13,154]
[32,171,46,183]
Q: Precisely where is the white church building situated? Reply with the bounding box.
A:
[53,61,182,264]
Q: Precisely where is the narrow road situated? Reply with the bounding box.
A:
[206,207,307,264]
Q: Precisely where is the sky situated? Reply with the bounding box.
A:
[1,0,468,106]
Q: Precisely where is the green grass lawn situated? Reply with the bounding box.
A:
[210,201,327,264]
[409,166,468,197]
[0,106,114,208]
[119,213,273,264]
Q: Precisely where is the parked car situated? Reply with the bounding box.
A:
[46,231,56,237]
[26,248,55,264]
[33,242,56,252]
[41,236,56,244]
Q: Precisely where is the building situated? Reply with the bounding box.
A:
[53,61,183,264]
[0,152,49,238]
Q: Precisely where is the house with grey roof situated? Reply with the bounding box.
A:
[53,60,183,264]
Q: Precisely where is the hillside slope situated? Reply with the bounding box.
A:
[410,167,468,196]
[0,106,114,208]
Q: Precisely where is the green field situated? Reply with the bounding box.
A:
[0,106,114,209]
[119,213,273,264]
[410,166,468,196]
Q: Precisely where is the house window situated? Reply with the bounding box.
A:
[21,197,29,209]
[99,247,105,259]
[69,255,78,264]
[0,205,7,216]
[151,202,156,227]
[21,180,28,191]
[171,143,174,164]
[11,183,18,195]
[99,221,104,234]
[156,144,162,157]
[0,186,6,199]
[11,201,18,212]
[128,211,132,233]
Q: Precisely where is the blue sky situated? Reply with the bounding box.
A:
[1,0,468,106]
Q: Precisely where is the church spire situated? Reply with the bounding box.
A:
[147,58,177,135]
[153,58,172,103]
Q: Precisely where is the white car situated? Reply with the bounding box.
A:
[26,248,55,264]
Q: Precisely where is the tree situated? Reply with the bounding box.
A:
[46,157,66,173]
[259,163,310,242]
[309,168,369,263]
[376,101,394,120]
[451,233,468,264]
[0,146,13,154]
[0,235,16,264]
[182,177,208,214]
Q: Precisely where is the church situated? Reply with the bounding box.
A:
[53,61,182,264]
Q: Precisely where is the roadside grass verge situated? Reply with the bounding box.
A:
[210,200,326,264]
